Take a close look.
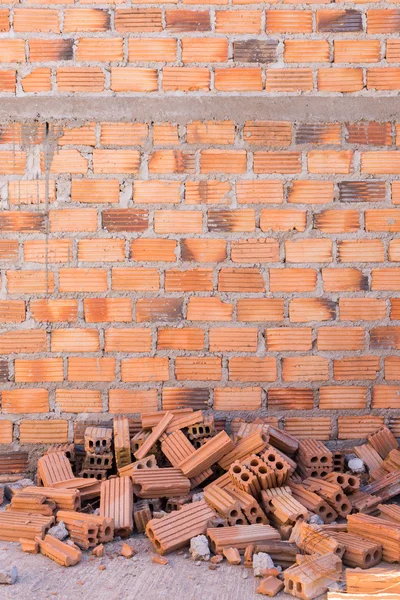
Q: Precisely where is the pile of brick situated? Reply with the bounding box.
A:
[2,411,400,598]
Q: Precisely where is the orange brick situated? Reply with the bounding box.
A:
[63,8,110,32]
[131,239,177,262]
[2,389,49,414]
[49,209,97,232]
[362,152,400,174]
[121,357,168,382]
[244,121,291,146]
[149,150,195,174]
[163,67,210,91]
[289,298,336,322]
[181,239,227,262]
[318,68,364,92]
[367,68,400,91]
[283,357,329,382]
[29,39,74,62]
[268,389,314,412]
[387,40,400,63]
[0,211,44,232]
[104,328,152,352]
[338,416,384,440]
[109,389,158,414]
[308,151,353,174]
[390,240,400,261]
[45,149,87,174]
[134,181,180,204]
[266,328,312,351]
[229,357,276,382]
[215,10,261,33]
[59,268,107,292]
[71,180,120,204]
[0,70,15,92]
[165,10,210,32]
[8,181,56,205]
[58,123,96,146]
[265,69,313,92]
[214,387,261,411]
[366,209,400,232]
[314,209,360,233]
[0,421,12,444]
[318,327,365,351]
[201,150,247,174]
[0,9,9,32]
[20,420,68,444]
[334,40,380,63]
[77,38,124,62]
[158,328,204,350]
[386,357,400,381]
[100,123,148,146]
[0,240,18,261]
[15,358,63,382]
[271,269,317,293]
[57,68,104,92]
[231,239,279,263]
[237,299,284,322]
[153,124,179,146]
[136,298,183,322]
[339,298,386,321]
[165,268,213,291]
[317,10,363,33]
[162,388,209,410]
[285,239,332,263]
[260,209,306,232]
[115,9,163,32]
[334,356,380,380]
[112,268,159,291]
[128,38,177,62]
[288,181,334,204]
[320,387,367,410]
[103,209,148,232]
[392,299,400,320]
[338,240,385,262]
[218,268,264,292]
[185,181,231,205]
[68,357,115,382]
[0,330,46,354]
[373,385,400,409]
[56,390,102,414]
[7,271,54,294]
[93,149,140,174]
[84,298,132,323]
[266,10,312,32]
[322,268,368,292]
[0,151,26,174]
[214,68,262,91]
[154,210,202,233]
[372,269,400,291]
[0,40,25,62]
[175,357,222,381]
[22,68,51,93]
[370,326,400,350]
[182,38,228,63]
[236,181,284,204]
[187,297,232,321]
[208,209,255,232]
[51,329,100,352]
[78,239,125,262]
[209,328,258,351]
[14,9,60,32]
[284,40,330,63]
[187,121,235,145]
[111,67,158,92]
[296,124,342,145]
[254,152,301,174]
[30,299,78,323]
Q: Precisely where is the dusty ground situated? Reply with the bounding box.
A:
[0,534,297,600]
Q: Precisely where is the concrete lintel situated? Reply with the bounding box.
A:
[2,96,400,122]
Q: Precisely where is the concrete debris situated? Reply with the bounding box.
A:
[189,535,210,561]
[253,552,275,577]
[48,521,69,541]
[348,458,365,474]
[0,567,17,585]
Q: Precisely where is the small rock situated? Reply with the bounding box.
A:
[192,492,204,503]
[120,543,136,559]
[195,561,202,566]
[253,553,274,577]
[152,555,168,565]
[0,567,17,585]
[208,564,219,571]
[308,513,324,525]
[210,555,223,564]
[190,535,210,561]
[348,457,365,474]
[48,521,69,541]
[223,547,241,565]
[242,571,249,579]
[98,566,106,571]
[92,544,104,558]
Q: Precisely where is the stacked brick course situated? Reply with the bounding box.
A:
[0,116,399,446]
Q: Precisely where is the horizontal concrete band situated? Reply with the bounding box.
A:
[2,96,399,123]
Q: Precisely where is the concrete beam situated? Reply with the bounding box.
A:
[2,96,400,122]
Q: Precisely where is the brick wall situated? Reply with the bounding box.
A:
[1,5,400,94]
[0,117,399,446]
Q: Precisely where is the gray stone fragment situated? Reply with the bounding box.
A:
[48,521,69,541]
[0,567,17,585]
[190,535,210,561]
[253,552,274,577]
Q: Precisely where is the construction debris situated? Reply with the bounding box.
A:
[1,415,400,598]
[0,567,17,585]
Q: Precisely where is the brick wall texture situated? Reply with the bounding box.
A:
[0,116,400,446]
[0,0,400,448]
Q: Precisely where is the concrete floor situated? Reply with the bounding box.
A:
[0,535,298,600]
